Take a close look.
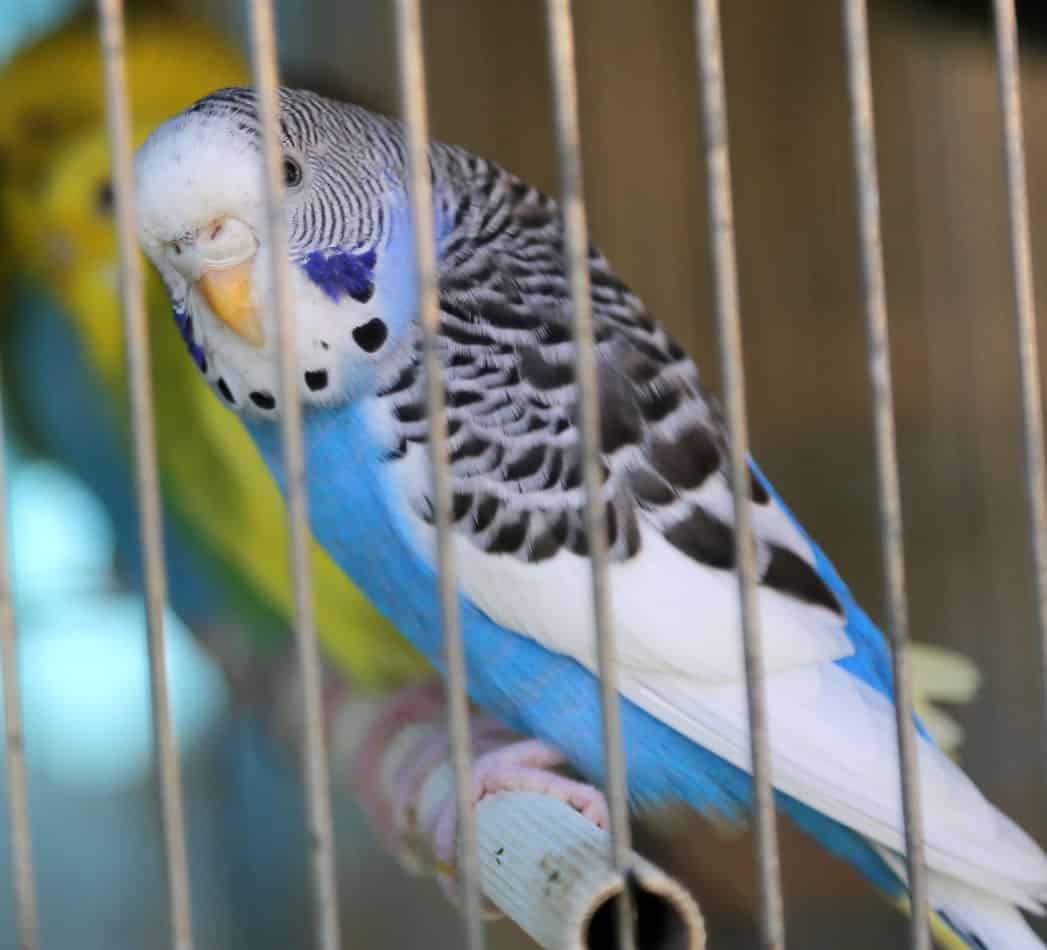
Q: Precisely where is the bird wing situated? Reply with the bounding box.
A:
[370,156,1047,905]
[375,157,854,682]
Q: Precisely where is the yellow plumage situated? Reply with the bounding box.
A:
[1,11,248,291]
[889,894,986,950]
[1,12,427,689]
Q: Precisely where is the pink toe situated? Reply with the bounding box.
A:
[390,726,451,829]
[477,738,567,774]
[348,679,445,805]
[431,795,459,870]
[347,678,448,854]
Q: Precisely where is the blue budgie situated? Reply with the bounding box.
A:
[135,87,1047,948]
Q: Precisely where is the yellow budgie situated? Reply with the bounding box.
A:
[0,11,427,690]
[0,9,254,292]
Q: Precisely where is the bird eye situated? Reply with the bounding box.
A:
[20,109,61,142]
[96,179,114,216]
[283,157,303,189]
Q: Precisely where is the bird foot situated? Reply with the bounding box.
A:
[347,677,451,869]
[427,737,611,900]
[429,737,611,889]
[345,676,609,906]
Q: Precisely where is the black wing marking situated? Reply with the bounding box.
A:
[373,150,841,616]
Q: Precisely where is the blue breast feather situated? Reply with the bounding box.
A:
[244,404,914,897]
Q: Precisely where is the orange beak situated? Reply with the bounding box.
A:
[196,257,263,348]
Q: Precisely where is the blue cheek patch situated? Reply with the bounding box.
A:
[301,248,377,305]
[173,307,206,372]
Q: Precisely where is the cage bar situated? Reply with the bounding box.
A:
[243,3,343,949]
[95,3,196,949]
[541,2,637,949]
[841,2,930,948]
[691,3,786,948]
[391,2,486,948]
[0,381,38,950]
[990,0,1047,767]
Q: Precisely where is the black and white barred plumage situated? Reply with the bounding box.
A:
[377,148,842,616]
[188,86,402,253]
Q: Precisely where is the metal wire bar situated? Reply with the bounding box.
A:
[96,3,195,949]
[244,4,342,949]
[541,2,636,948]
[392,2,485,947]
[691,3,785,948]
[841,3,929,947]
[0,377,39,950]
[991,0,1047,768]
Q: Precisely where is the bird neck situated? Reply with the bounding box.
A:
[242,402,451,662]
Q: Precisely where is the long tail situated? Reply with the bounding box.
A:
[876,847,1047,950]
[927,877,1046,950]
[783,799,1045,949]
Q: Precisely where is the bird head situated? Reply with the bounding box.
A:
[25,118,180,388]
[0,12,248,304]
[136,86,420,420]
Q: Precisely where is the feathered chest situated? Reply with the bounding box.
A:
[243,401,423,622]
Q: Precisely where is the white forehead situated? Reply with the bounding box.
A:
[135,112,266,246]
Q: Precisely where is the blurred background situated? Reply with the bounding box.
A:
[2,0,1047,947]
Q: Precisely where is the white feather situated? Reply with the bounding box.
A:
[929,885,1047,949]
[633,669,1047,908]
[877,847,1047,948]
[694,469,812,567]
[384,439,855,681]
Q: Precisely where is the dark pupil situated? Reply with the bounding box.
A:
[96,179,115,215]
[22,110,61,142]
[283,158,302,187]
